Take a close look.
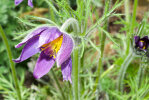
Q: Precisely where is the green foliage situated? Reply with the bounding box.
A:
[0,0,16,25]
[1,0,149,100]
[0,0,19,67]
[0,67,48,100]
[108,75,149,100]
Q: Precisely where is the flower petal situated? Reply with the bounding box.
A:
[141,36,149,43]
[142,36,148,40]
[13,36,40,63]
[56,33,73,67]
[28,0,33,7]
[15,0,23,5]
[33,52,55,79]
[38,27,62,48]
[138,41,144,48]
[61,57,72,83]
[15,27,48,48]
[134,36,140,43]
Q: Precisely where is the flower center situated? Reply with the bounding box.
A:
[41,34,63,58]
[139,40,146,49]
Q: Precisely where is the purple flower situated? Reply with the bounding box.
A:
[15,0,33,7]
[13,26,74,83]
[134,36,149,51]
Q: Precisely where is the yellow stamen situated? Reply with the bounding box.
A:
[140,40,146,49]
[41,34,63,58]
[140,40,144,43]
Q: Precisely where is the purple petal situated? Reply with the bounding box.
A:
[15,0,23,5]
[33,52,55,79]
[56,33,73,67]
[38,27,62,48]
[138,41,144,48]
[134,36,140,44]
[61,57,72,83]
[13,36,40,63]
[15,27,48,48]
[28,0,33,8]
[142,36,148,40]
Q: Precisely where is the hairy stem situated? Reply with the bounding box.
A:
[124,0,129,23]
[126,0,138,55]
[130,0,138,34]
[0,25,22,100]
[137,63,146,89]
[117,51,134,92]
[73,48,79,100]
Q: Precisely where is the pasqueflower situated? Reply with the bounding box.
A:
[15,0,33,7]
[134,36,149,51]
[13,26,73,83]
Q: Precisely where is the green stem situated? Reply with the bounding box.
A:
[124,0,129,47]
[83,0,91,34]
[73,48,79,100]
[126,0,138,55]
[124,0,129,23]
[117,51,134,92]
[137,63,146,89]
[51,69,66,100]
[0,25,21,100]
[93,0,111,92]
[93,31,106,92]
[130,0,138,35]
